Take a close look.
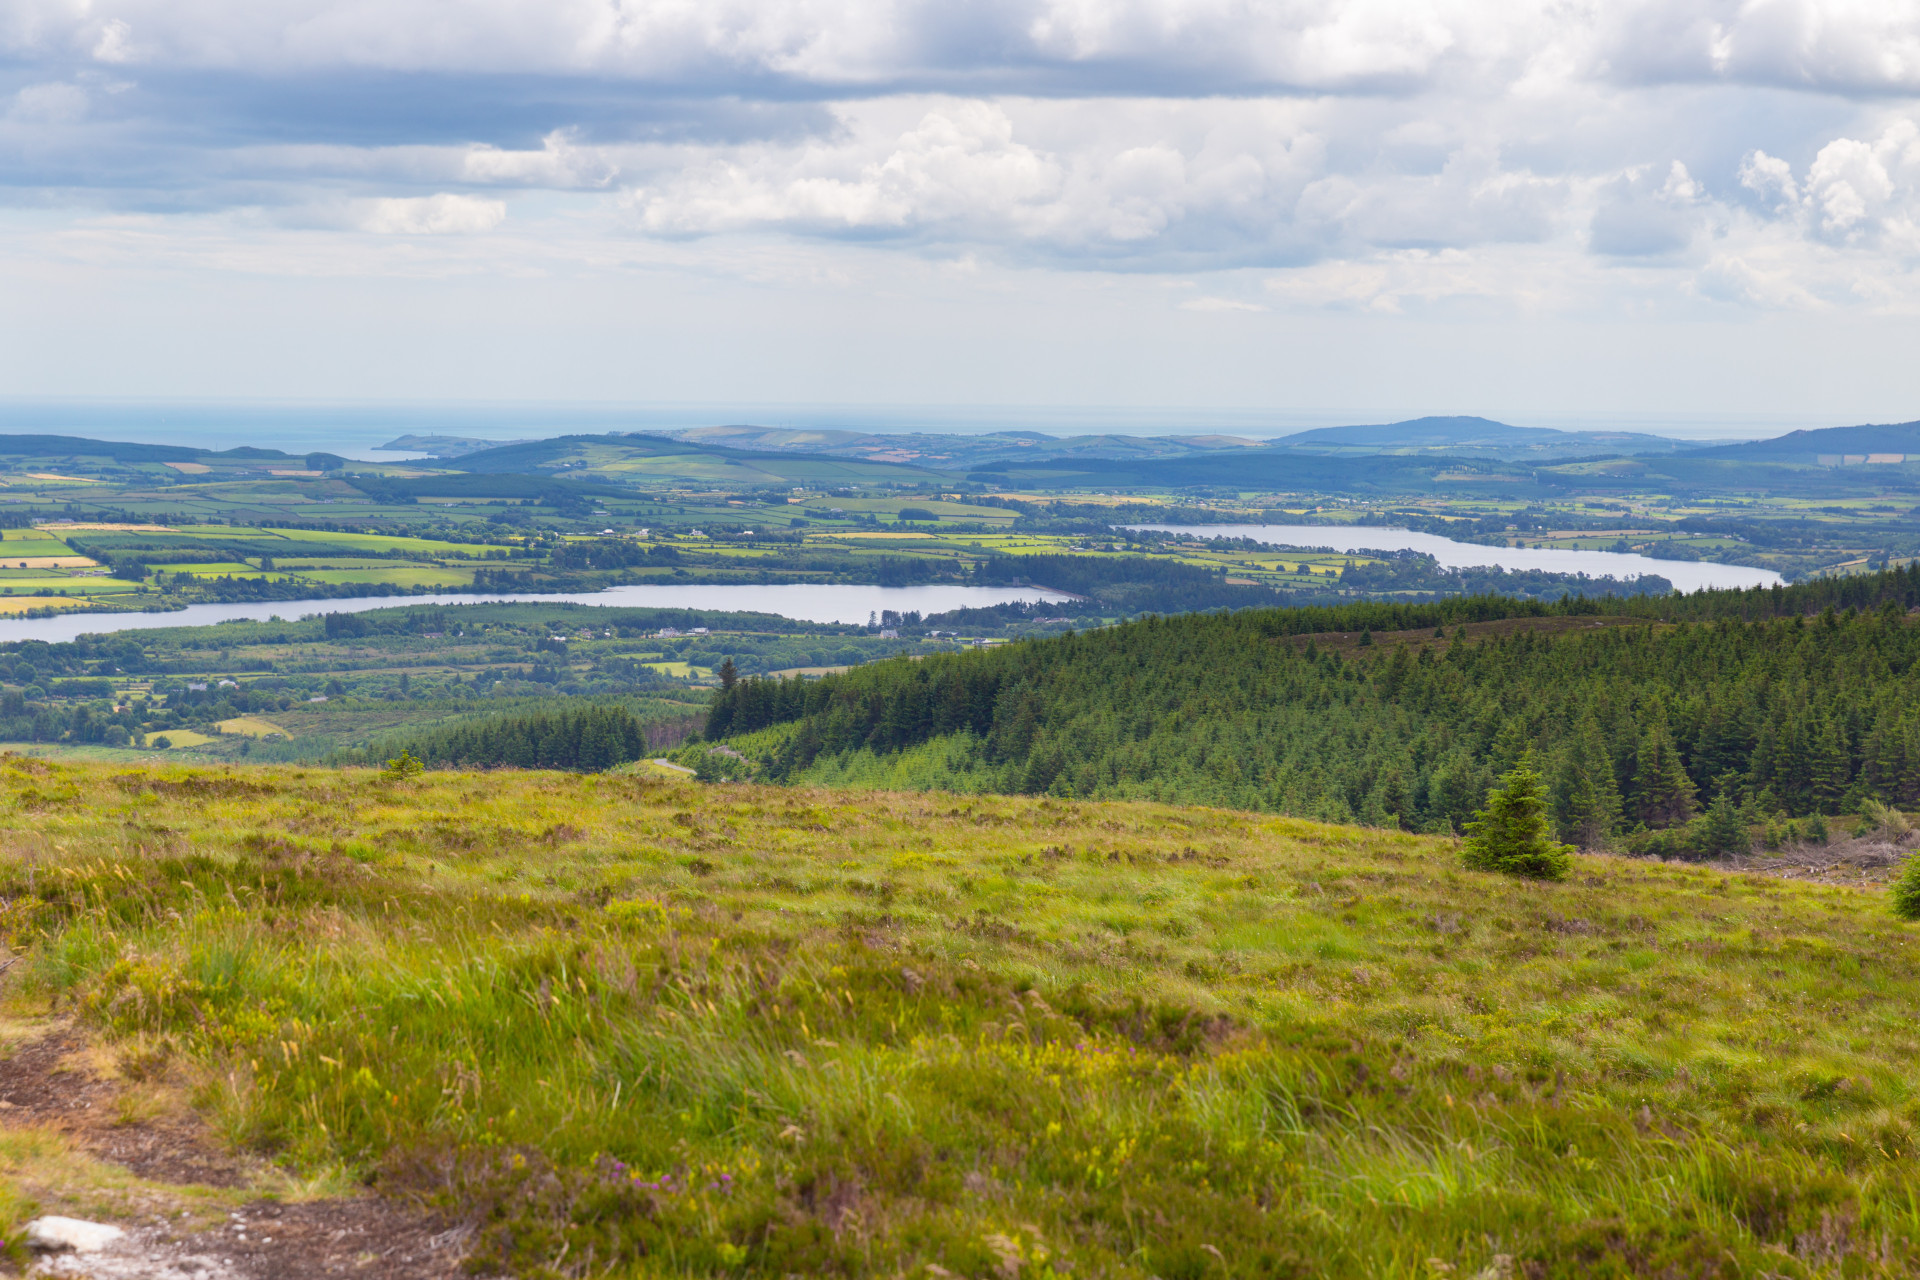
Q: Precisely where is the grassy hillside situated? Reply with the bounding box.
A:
[0,760,1915,1276]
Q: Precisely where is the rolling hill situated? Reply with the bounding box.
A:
[1268,415,1686,458]
[1678,419,1920,464]
[448,432,945,486]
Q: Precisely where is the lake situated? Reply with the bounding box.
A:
[1126,523,1784,593]
[0,583,1079,646]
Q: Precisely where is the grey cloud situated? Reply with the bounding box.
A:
[10,0,1920,100]
[1589,162,1704,256]
[3,0,1919,301]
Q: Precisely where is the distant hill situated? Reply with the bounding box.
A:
[1269,416,1686,458]
[379,434,539,458]
[0,434,242,464]
[448,432,946,486]
[658,424,1266,469]
[1677,420,1920,464]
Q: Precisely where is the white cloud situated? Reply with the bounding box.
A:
[1739,149,1799,210]
[90,17,133,63]
[1728,120,1920,261]
[621,96,1567,266]
[629,103,1065,236]
[1693,254,1825,309]
[1805,121,1920,242]
[0,0,1911,97]
[462,132,618,188]
[1178,295,1265,311]
[356,193,507,234]
[7,81,89,124]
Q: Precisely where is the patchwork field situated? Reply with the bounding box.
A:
[0,761,1913,1276]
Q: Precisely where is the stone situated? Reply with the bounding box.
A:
[25,1216,127,1253]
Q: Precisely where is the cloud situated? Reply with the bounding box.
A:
[1734,120,1920,255]
[3,0,1917,97]
[1178,295,1265,311]
[7,82,89,124]
[1599,0,1920,96]
[1589,161,1705,257]
[6,0,1920,325]
[631,103,1064,236]
[1693,254,1824,309]
[355,192,506,234]
[620,96,1568,268]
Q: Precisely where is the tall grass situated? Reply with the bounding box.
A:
[0,757,1915,1277]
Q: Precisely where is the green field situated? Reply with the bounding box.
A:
[0,762,1915,1277]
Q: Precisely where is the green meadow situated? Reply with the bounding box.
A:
[0,760,1914,1276]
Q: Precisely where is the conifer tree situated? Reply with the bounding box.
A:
[1553,716,1622,847]
[1462,755,1574,880]
[1694,784,1750,857]
[1891,856,1920,921]
[1631,720,1697,827]
[1810,719,1850,813]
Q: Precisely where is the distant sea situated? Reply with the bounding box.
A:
[0,399,1846,460]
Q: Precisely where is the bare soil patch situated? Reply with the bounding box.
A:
[0,1024,479,1280]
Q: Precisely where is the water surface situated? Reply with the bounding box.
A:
[0,583,1077,646]
[1127,523,1783,593]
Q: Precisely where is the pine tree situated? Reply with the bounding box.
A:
[1630,720,1697,827]
[1553,715,1622,847]
[1809,718,1850,813]
[1891,857,1920,921]
[1694,785,1750,857]
[1462,756,1574,880]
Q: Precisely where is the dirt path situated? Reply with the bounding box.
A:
[0,1024,479,1279]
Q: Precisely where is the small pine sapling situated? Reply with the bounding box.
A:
[383,749,426,780]
[1462,755,1575,881]
[1892,858,1920,921]
[1694,784,1751,857]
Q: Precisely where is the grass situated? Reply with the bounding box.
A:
[215,717,292,739]
[641,661,708,678]
[0,743,172,763]
[0,597,101,614]
[143,730,217,749]
[0,760,1915,1277]
[296,566,475,588]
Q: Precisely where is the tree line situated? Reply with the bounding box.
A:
[396,702,657,771]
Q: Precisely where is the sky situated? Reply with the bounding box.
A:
[3,0,1920,432]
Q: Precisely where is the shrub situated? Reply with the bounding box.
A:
[1892,858,1920,921]
[1623,825,1697,861]
[382,749,426,780]
[1461,756,1574,880]
[1860,798,1912,840]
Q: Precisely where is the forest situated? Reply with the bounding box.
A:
[391,701,657,771]
[702,564,1920,852]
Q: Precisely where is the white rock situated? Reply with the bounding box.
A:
[25,1217,126,1253]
